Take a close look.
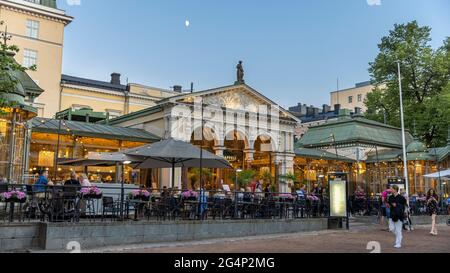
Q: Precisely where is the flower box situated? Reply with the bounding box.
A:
[1,190,27,203]
[80,186,103,199]
[83,193,103,200]
[4,197,27,203]
[181,190,198,200]
[129,189,151,201]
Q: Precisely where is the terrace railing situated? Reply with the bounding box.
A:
[0,184,333,223]
[3,184,447,224]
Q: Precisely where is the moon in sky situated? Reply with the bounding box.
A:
[185,20,190,27]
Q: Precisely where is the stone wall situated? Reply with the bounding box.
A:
[40,218,327,251]
[0,223,41,251]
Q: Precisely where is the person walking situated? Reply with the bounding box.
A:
[381,184,393,231]
[400,188,413,231]
[388,185,407,249]
[426,189,439,236]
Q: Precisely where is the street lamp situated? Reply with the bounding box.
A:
[234,168,242,218]
[431,144,444,211]
[397,61,410,196]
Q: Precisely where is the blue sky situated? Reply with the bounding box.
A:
[59,0,450,109]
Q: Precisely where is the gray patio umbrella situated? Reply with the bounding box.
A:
[58,152,144,167]
[124,138,232,187]
[58,151,145,220]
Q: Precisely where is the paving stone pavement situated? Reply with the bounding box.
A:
[82,222,450,253]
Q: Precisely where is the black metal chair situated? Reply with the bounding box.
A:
[0,183,8,221]
[102,196,118,221]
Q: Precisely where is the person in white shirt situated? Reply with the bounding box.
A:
[80,173,91,187]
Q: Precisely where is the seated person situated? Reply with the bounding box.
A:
[64,171,80,186]
[34,170,49,194]
[64,171,81,197]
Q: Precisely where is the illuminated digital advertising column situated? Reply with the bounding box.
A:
[328,172,349,229]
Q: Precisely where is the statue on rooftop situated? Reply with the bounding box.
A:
[235,61,245,84]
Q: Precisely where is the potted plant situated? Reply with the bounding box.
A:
[129,189,151,201]
[270,183,277,193]
[80,186,103,199]
[280,172,297,189]
[278,193,294,201]
[229,169,256,190]
[0,190,27,203]
[261,170,274,185]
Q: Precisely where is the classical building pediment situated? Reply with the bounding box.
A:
[160,84,300,124]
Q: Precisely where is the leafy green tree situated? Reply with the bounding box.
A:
[365,21,450,146]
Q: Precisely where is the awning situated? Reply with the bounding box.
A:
[423,170,450,179]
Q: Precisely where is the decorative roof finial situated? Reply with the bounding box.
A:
[0,21,12,47]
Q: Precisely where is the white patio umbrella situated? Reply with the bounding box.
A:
[423,169,450,179]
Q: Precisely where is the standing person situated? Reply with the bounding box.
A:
[388,185,407,249]
[381,184,393,231]
[426,189,439,236]
[400,188,413,231]
[447,196,450,216]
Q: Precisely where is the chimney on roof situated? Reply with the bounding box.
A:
[111,73,121,85]
[334,104,341,115]
[313,108,319,116]
[173,85,182,93]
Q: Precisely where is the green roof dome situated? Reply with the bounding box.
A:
[0,72,26,102]
[407,138,427,153]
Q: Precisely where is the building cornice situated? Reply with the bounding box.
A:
[61,83,169,102]
[0,0,73,24]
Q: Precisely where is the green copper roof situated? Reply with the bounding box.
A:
[56,108,108,123]
[406,137,427,153]
[366,149,402,163]
[1,52,44,98]
[13,68,44,97]
[428,146,450,162]
[366,147,447,163]
[295,148,355,162]
[297,116,414,149]
[31,118,160,143]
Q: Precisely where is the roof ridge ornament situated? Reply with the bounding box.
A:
[0,21,12,48]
